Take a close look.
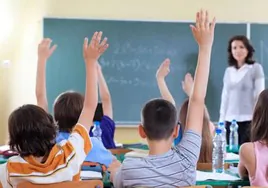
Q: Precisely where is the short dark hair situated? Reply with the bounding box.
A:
[8,104,56,157]
[53,91,84,132]
[227,35,255,68]
[141,98,177,140]
[251,89,268,144]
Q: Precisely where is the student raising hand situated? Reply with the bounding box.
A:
[36,38,57,112]
[182,73,194,96]
[83,32,109,61]
[78,32,109,130]
[185,10,215,135]
[156,58,176,105]
[156,58,170,78]
[190,10,216,47]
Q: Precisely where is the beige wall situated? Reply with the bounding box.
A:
[0,0,268,144]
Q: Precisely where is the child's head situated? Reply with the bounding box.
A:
[53,91,84,132]
[53,91,104,132]
[139,99,178,141]
[8,104,56,157]
[251,89,268,143]
[179,98,213,162]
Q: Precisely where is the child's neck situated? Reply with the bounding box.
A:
[147,139,173,156]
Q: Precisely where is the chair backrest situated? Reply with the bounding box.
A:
[109,148,132,162]
[17,180,103,188]
[109,148,132,155]
[197,163,230,171]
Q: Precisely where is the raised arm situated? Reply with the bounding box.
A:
[182,73,194,96]
[97,63,113,118]
[156,58,176,106]
[78,32,109,131]
[184,10,216,135]
[182,72,215,134]
[36,39,57,112]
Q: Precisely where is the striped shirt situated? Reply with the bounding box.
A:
[113,130,201,188]
[0,124,92,188]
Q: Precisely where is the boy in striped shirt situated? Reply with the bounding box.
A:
[110,10,216,188]
[0,31,109,187]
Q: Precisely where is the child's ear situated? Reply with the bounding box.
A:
[138,124,147,139]
[172,124,179,138]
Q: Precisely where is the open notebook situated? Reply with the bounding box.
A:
[196,171,240,181]
[80,171,102,180]
[226,153,239,161]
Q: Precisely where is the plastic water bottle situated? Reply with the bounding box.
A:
[229,119,239,152]
[92,121,102,141]
[218,121,227,157]
[212,128,225,173]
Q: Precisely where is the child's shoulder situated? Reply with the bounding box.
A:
[0,163,7,188]
[101,115,115,124]
[121,157,147,170]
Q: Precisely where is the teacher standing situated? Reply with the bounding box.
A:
[220,35,265,146]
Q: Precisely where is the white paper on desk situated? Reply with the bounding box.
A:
[80,171,102,180]
[0,145,10,151]
[125,149,149,158]
[226,153,239,161]
[196,171,240,181]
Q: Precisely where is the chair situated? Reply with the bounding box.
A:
[197,163,230,171]
[17,180,103,188]
[109,148,132,162]
[109,148,132,155]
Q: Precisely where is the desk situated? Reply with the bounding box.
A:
[196,179,249,186]
[102,172,250,187]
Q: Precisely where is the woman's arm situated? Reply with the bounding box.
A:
[156,58,176,106]
[254,63,265,102]
[219,69,229,122]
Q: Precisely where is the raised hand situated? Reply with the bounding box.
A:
[182,73,194,96]
[190,10,216,47]
[156,58,171,79]
[38,38,57,61]
[83,31,109,62]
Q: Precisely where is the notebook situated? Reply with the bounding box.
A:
[80,171,102,180]
[196,170,240,181]
[226,152,239,161]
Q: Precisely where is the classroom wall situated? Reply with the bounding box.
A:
[1,0,268,144]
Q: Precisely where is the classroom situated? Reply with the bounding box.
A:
[0,0,268,187]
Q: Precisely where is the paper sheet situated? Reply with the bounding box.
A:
[125,149,149,158]
[0,145,10,151]
[196,170,240,181]
[80,171,102,180]
[226,153,239,161]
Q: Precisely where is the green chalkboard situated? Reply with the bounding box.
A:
[250,23,268,87]
[44,18,247,124]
